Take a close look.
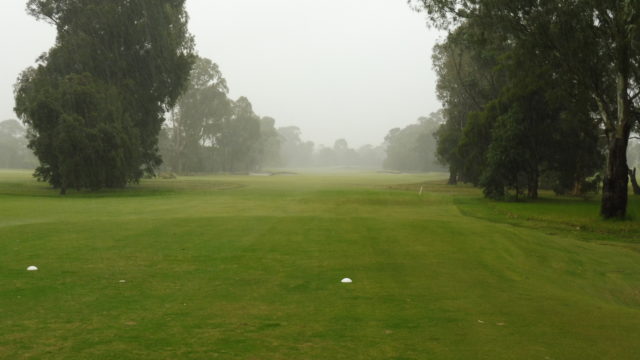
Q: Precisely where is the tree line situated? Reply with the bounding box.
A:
[414,0,640,218]
[158,56,280,174]
[9,0,438,179]
[384,111,446,173]
[160,55,455,173]
[153,55,390,173]
[157,57,388,173]
[21,0,619,201]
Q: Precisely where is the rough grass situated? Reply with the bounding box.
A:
[1,170,640,359]
[453,190,640,245]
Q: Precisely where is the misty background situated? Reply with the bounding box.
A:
[0,0,442,153]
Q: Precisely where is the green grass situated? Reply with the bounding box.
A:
[453,190,640,245]
[1,170,640,359]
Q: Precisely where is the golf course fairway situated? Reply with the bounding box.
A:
[1,170,640,359]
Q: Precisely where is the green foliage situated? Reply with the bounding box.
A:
[456,107,495,186]
[161,57,284,173]
[480,76,555,200]
[315,139,358,167]
[259,117,282,167]
[16,72,143,193]
[480,108,527,200]
[460,72,603,200]
[278,126,315,167]
[431,21,506,183]
[217,97,263,172]
[167,56,230,173]
[414,0,640,217]
[424,1,608,203]
[15,0,195,192]
[383,111,445,172]
[275,128,384,169]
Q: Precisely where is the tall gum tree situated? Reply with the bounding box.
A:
[15,0,194,192]
[170,56,230,173]
[432,20,507,184]
[413,0,640,218]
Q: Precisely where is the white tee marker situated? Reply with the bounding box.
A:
[341,278,353,283]
[27,266,38,271]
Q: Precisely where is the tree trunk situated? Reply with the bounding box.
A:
[600,31,633,219]
[600,68,632,218]
[629,167,640,195]
[527,170,539,200]
[601,138,629,218]
[60,186,67,195]
[448,166,458,185]
[572,179,582,196]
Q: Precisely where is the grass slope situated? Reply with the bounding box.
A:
[1,170,640,359]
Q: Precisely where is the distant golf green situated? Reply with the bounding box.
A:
[1,170,640,359]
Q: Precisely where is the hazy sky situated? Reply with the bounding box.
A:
[0,0,442,147]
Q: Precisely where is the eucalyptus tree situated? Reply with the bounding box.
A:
[479,76,561,200]
[14,0,194,193]
[432,20,506,184]
[217,97,262,172]
[278,126,315,167]
[259,117,282,167]
[313,139,360,167]
[412,0,640,217]
[384,112,444,172]
[333,139,359,166]
[472,52,603,200]
[170,57,230,173]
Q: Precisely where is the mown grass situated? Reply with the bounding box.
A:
[1,169,640,359]
[452,189,640,245]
